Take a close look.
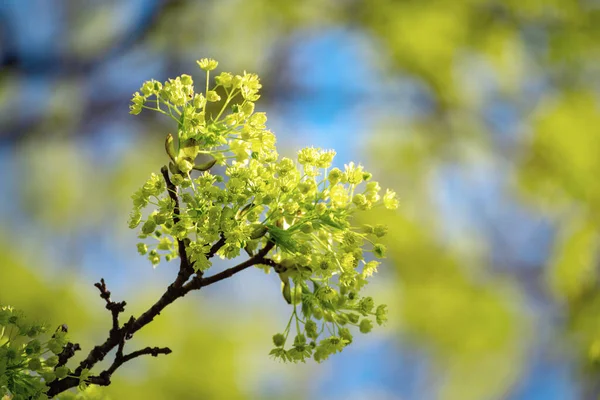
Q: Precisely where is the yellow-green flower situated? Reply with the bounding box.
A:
[197,58,218,71]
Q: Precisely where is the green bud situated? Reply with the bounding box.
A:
[359,297,375,315]
[313,307,323,320]
[171,173,184,186]
[328,168,343,185]
[273,333,286,347]
[362,224,374,234]
[241,101,255,116]
[41,371,56,383]
[206,90,221,102]
[323,312,335,323]
[281,279,292,305]
[128,210,142,229]
[315,203,327,215]
[179,138,200,160]
[376,305,388,325]
[305,320,318,339]
[48,339,64,355]
[339,327,353,343]
[352,193,368,208]
[294,334,307,347]
[141,219,157,235]
[148,250,160,266]
[347,313,360,324]
[25,339,41,355]
[373,243,387,258]
[197,58,218,71]
[55,366,70,379]
[359,319,373,334]
[374,224,388,238]
[169,161,181,176]
[165,133,177,161]
[249,224,268,239]
[28,358,43,371]
[215,72,233,87]
[336,313,349,325]
[177,158,194,174]
[300,222,314,234]
[193,158,217,171]
[45,355,59,367]
[180,74,193,86]
[262,194,274,205]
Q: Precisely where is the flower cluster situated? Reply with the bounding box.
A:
[0,305,79,400]
[129,59,398,363]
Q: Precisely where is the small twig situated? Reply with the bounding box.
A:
[94,278,126,334]
[91,346,172,386]
[160,165,181,225]
[258,258,285,272]
[53,325,81,369]
[190,241,276,289]
[208,234,227,259]
[107,346,172,377]
[161,166,195,289]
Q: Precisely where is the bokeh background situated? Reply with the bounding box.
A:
[1,0,599,399]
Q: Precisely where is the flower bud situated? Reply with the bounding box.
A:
[28,358,43,371]
[328,168,343,185]
[45,355,59,367]
[177,158,194,174]
[137,243,148,255]
[241,101,255,116]
[197,58,218,71]
[272,333,286,347]
[376,305,388,325]
[55,366,70,379]
[373,243,387,258]
[165,133,177,161]
[249,224,268,240]
[294,334,307,347]
[193,158,217,172]
[347,313,360,324]
[373,224,387,237]
[41,371,56,383]
[359,319,373,334]
[206,90,221,102]
[305,320,318,339]
[141,219,157,235]
[339,327,353,343]
[300,222,314,234]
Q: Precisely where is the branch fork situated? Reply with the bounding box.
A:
[47,166,279,397]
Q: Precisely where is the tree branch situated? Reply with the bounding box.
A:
[54,325,81,369]
[94,278,126,334]
[161,166,195,289]
[90,346,172,387]
[190,241,276,289]
[47,169,278,397]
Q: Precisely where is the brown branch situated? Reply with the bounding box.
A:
[54,325,81,369]
[89,346,172,387]
[161,166,195,289]
[47,182,278,398]
[257,258,286,273]
[94,278,126,333]
[188,241,276,289]
[208,234,227,258]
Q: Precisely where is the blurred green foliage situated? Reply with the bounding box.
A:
[1,0,599,398]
